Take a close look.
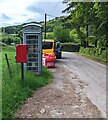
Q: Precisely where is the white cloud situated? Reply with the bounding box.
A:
[0,0,67,27]
[0,0,35,15]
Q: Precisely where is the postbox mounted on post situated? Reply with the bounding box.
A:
[16,44,27,63]
[16,44,27,80]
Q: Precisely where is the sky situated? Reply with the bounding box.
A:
[0,0,68,27]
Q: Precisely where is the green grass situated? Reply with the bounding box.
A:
[2,44,15,52]
[79,47,107,64]
[0,51,2,120]
[2,46,53,118]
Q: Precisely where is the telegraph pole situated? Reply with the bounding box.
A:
[44,13,47,39]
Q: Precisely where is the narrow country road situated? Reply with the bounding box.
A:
[15,52,107,118]
[60,52,107,118]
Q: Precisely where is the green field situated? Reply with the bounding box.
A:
[2,46,53,118]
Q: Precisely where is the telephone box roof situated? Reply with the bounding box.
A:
[23,23,42,28]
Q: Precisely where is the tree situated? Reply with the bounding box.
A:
[62,2,107,48]
[53,26,70,43]
[93,3,108,48]
[62,2,96,47]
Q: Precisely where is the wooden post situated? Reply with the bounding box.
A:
[44,13,47,39]
[21,62,24,80]
[5,54,12,77]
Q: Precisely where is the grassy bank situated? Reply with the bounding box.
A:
[2,46,53,118]
[0,51,2,120]
[79,47,107,64]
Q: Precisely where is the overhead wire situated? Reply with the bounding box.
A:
[49,2,61,15]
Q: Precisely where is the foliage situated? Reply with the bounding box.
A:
[1,3,107,49]
[2,34,20,45]
[70,29,80,43]
[80,47,107,63]
[62,2,108,48]
[43,32,54,39]
[46,32,54,39]
[53,26,70,43]
[2,45,15,52]
[2,18,64,38]
[0,42,7,46]
[87,35,96,45]
[44,16,66,32]
[2,46,53,118]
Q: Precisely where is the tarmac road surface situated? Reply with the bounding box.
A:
[60,52,107,118]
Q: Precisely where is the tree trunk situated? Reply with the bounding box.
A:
[95,40,98,47]
[86,24,89,47]
[76,26,86,47]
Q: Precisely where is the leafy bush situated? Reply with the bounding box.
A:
[97,35,106,48]
[2,45,15,52]
[88,35,97,45]
[46,32,54,39]
[53,26,70,43]
[80,47,107,63]
[0,42,6,46]
[70,29,81,44]
[2,35,20,45]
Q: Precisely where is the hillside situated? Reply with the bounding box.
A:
[1,16,66,35]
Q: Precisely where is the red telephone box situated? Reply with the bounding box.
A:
[16,44,27,63]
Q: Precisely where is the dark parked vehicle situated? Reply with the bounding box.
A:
[55,42,62,59]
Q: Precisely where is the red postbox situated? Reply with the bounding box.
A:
[16,44,27,63]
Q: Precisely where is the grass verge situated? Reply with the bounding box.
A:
[2,46,53,118]
[79,47,107,65]
[0,52,2,120]
[77,52,106,65]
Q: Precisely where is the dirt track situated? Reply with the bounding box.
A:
[15,52,105,118]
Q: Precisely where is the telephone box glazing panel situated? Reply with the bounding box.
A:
[23,24,42,75]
